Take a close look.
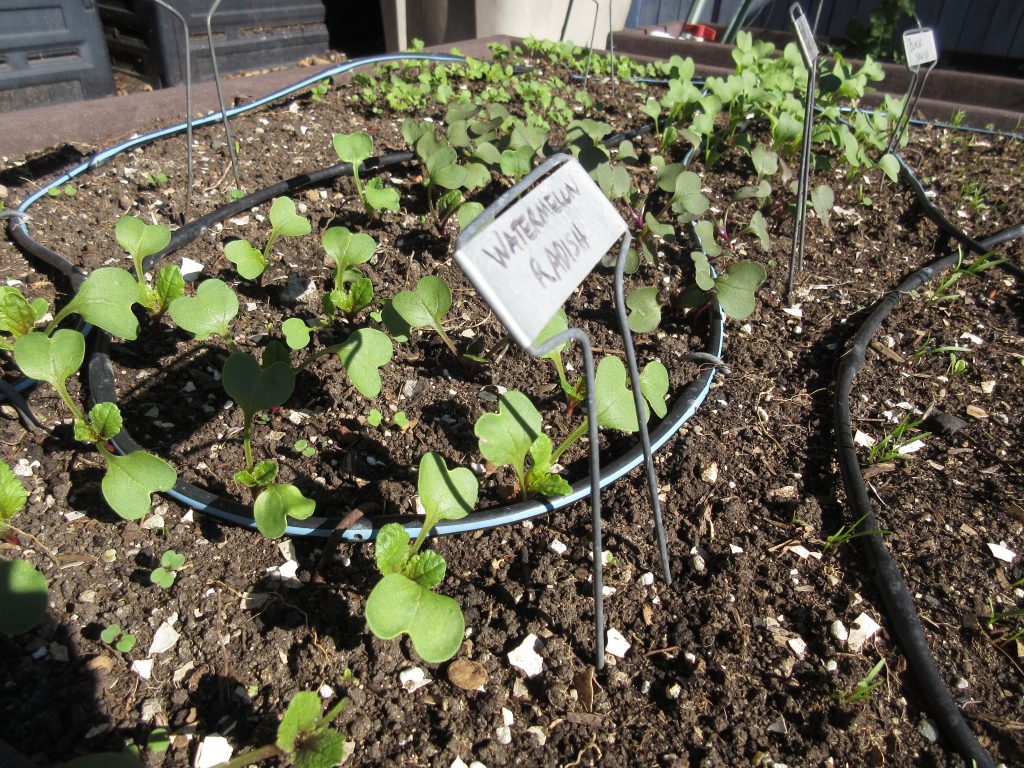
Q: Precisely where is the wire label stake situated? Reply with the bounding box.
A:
[903,27,937,69]
[787,2,819,301]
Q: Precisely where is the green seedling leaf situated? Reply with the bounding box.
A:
[595,355,641,432]
[13,329,84,390]
[0,461,28,531]
[750,142,779,178]
[150,568,175,588]
[263,340,291,368]
[425,146,466,190]
[101,450,177,521]
[404,549,446,589]
[640,360,669,419]
[222,353,295,416]
[0,559,48,636]
[375,522,410,575]
[878,153,900,183]
[458,202,484,230]
[336,328,393,398]
[715,260,768,321]
[418,451,478,527]
[61,268,141,340]
[462,162,491,191]
[74,402,123,444]
[640,96,661,123]
[499,145,534,179]
[0,287,42,338]
[331,131,373,167]
[100,624,121,644]
[154,265,185,309]
[617,139,639,163]
[365,572,464,663]
[733,179,771,202]
[367,408,383,427]
[282,317,314,350]
[115,215,171,262]
[364,176,400,212]
[392,411,410,430]
[225,239,267,280]
[254,483,316,538]
[644,212,675,240]
[168,278,238,340]
[295,731,347,768]
[277,690,323,753]
[269,196,312,238]
[671,171,708,222]
[474,391,541,490]
[323,226,376,279]
[743,211,771,252]
[690,251,715,292]
[626,287,663,334]
[161,550,185,570]
[392,275,451,331]
[116,633,137,653]
[147,727,170,753]
[378,300,411,343]
[693,220,722,258]
[234,459,279,489]
[525,434,571,497]
[593,162,630,200]
[811,184,834,229]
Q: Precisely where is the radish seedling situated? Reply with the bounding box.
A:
[224,196,311,280]
[115,215,180,316]
[322,226,376,319]
[391,275,460,358]
[365,452,477,663]
[150,550,185,588]
[100,624,137,653]
[332,131,400,215]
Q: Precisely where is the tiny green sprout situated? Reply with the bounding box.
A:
[0,558,48,637]
[322,226,377,319]
[293,438,316,458]
[146,728,170,753]
[46,183,77,198]
[365,452,476,663]
[810,184,834,229]
[145,172,169,188]
[927,250,1005,306]
[100,623,137,654]
[227,188,245,201]
[224,196,311,280]
[947,352,968,376]
[332,131,400,215]
[310,78,330,101]
[115,215,176,315]
[868,412,930,463]
[392,411,410,431]
[150,550,186,589]
[824,511,891,550]
[0,459,29,537]
[626,286,663,334]
[367,408,383,427]
[835,657,887,705]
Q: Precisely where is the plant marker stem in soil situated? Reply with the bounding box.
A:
[787,2,819,301]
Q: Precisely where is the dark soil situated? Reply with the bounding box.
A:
[1,51,1022,768]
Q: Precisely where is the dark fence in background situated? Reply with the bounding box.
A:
[625,0,1024,60]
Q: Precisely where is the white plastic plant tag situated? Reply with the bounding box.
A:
[903,28,937,69]
[789,3,819,64]
[455,156,626,349]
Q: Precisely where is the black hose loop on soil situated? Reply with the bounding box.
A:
[834,223,1024,768]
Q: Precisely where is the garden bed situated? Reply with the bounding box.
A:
[1,37,1022,768]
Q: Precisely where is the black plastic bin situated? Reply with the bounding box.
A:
[0,0,115,113]
[98,0,329,88]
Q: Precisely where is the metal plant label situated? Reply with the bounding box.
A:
[789,3,819,65]
[455,157,626,349]
[903,28,937,70]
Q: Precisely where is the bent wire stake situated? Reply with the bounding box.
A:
[205,0,241,190]
[582,0,600,88]
[787,2,819,301]
[886,23,938,155]
[152,0,194,219]
[456,153,667,668]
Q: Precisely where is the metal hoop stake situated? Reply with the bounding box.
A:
[613,233,671,584]
[205,0,241,190]
[152,0,193,219]
[787,2,819,301]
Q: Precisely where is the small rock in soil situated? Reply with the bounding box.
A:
[606,628,630,658]
[399,667,430,692]
[847,612,881,653]
[131,659,153,680]
[508,634,544,678]
[196,735,233,768]
[987,541,1016,562]
[918,717,939,743]
[448,658,487,691]
[148,614,180,655]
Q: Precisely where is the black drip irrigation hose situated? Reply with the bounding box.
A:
[834,223,1024,768]
[3,51,723,541]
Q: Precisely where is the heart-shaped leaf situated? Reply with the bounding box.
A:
[269,196,311,238]
[743,211,771,252]
[61,268,141,340]
[626,286,663,334]
[693,219,722,258]
[392,276,451,331]
[690,251,715,292]
[375,522,410,575]
[474,391,541,488]
[323,227,376,280]
[161,550,185,570]
[168,279,238,340]
[332,131,374,166]
[0,461,28,523]
[254,483,316,538]
[811,183,834,229]
[115,215,171,261]
[363,177,400,212]
[458,202,484,230]
[224,239,267,281]
[336,328,393,398]
[418,452,478,529]
[282,317,313,350]
[101,450,177,521]
[640,361,670,419]
[715,260,767,321]
[0,287,40,338]
[222,353,295,418]
[277,690,322,753]
[365,572,464,663]
[13,329,84,390]
[594,355,641,433]
[0,559,48,636]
